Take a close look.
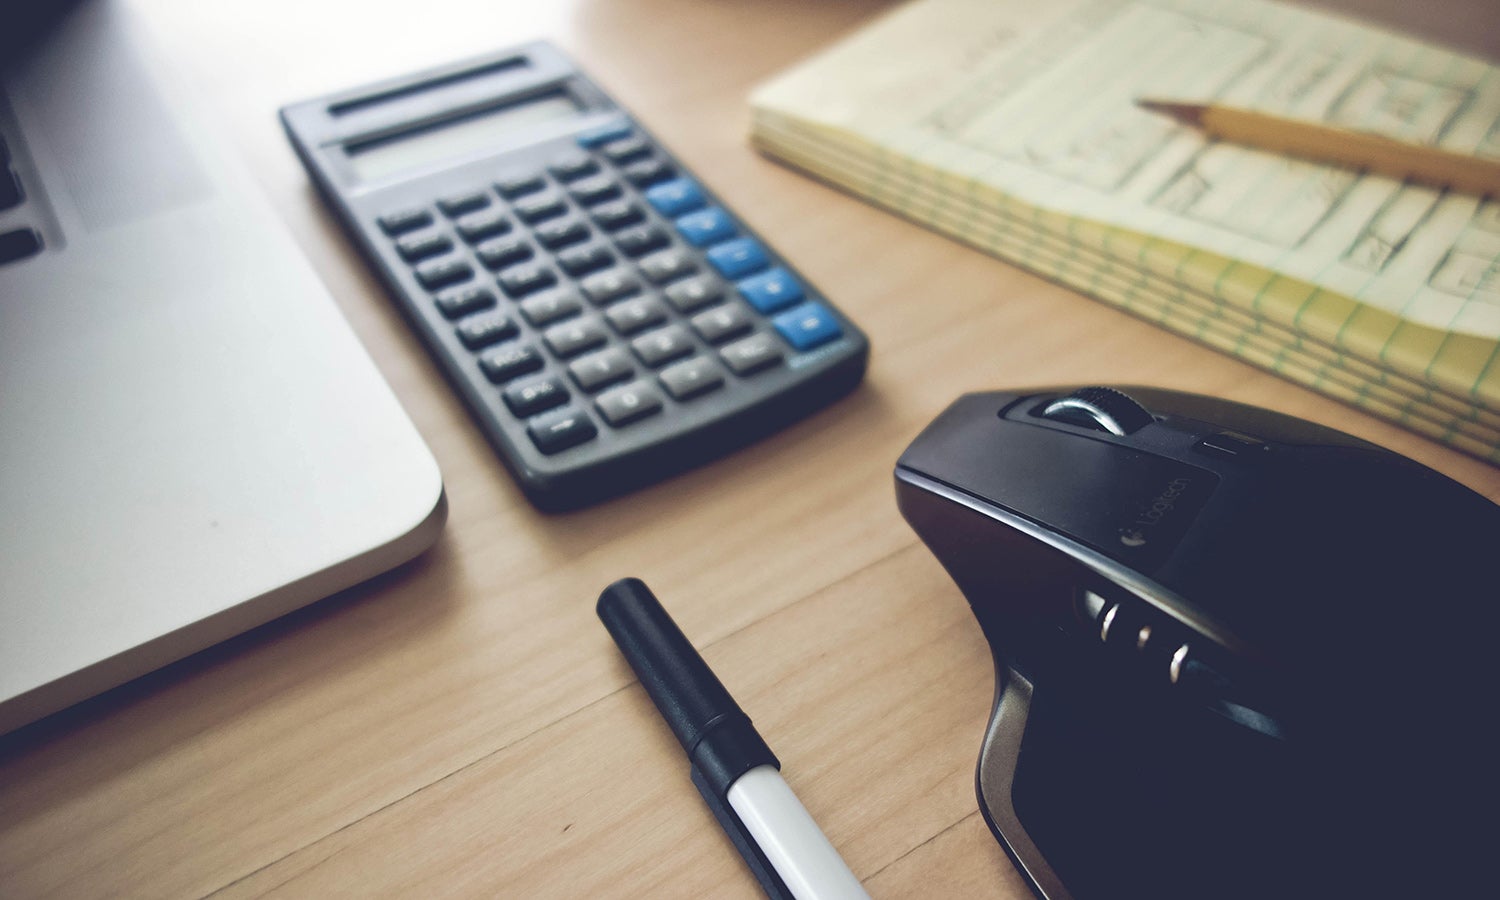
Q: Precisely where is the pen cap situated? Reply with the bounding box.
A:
[597,577,779,795]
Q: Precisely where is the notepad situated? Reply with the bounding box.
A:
[750,0,1500,460]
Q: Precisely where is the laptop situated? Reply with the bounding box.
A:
[0,1,447,734]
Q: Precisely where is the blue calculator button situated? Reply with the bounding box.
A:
[773,302,842,351]
[644,178,705,216]
[706,237,769,279]
[737,266,804,313]
[576,119,634,148]
[674,207,737,247]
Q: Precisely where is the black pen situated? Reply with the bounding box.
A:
[597,578,869,900]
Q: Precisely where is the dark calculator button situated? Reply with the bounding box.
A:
[557,244,614,278]
[638,247,697,285]
[631,324,694,367]
[568,347,633,392]
[544,317,609,358]
[567,175,622,207]
[691,302,754,343]
[580,268,642,306]
[605,295,668,336]
[601,135,653,166]
[720,331,784,375]
[475,235,533,270]
[591,200,645,232]
[595,380,664,427]
[622,158,674,187]
[527,407,598,454]
[479,343,544,383]
[576,119,634,148]
[437,190,491,217]
[378,207,433,236]
[434,284,495,319]
[535,217,590,250]
[455,209,511,243]
[0,227,42,264]
[549,151,600,182]
[496,171,545,198]
[395,231,453,263]
[1,168,21,210]
[455,311,518,349]
[499,263,558,298]
[514,193,568,224]
[614,224,670,258]
[659,355,724,400]
[416,257,473,291]
[664,273,724,313]
[504,376,569,418]
[519,288,584,327]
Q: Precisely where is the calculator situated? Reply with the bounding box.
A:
[281,42,868,510]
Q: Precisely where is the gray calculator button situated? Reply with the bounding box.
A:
[479,343,543,383]
[476,235,532,270]
[568,175,622,207]
[592,201,645,232]
[638,247,697,285]
[544,317,608,358]
[527,407,597,454]
[691,302,753,343]
[455,209,511,243]
[435,285,494,319]
[396,231,453,263]
[631,325,694,367]
[455,311,517,349]
[605,295,668,336]
[437,190,491,217]
[580,268,642,306]
[535,217,590,250]
[665,273,724,313]
[659,355,724,400]
[595,380,664,427]
[415,257,473,291]
[514,193,568,224]
[720,331,783,375]
[496,171,545,198]
[378,207,432,235]
[601,135,652,165]
[504,375,569,418]
[568,347,633,392]
[499,262,558,298]
[548,150,599,182]
[519,289,584,327]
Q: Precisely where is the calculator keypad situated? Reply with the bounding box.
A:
[368,117,856,486]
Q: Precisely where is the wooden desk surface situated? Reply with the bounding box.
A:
[3,1,1498,896]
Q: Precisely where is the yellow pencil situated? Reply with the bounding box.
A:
[1138,98,1500,197]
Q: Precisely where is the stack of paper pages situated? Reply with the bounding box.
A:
[751,0,1500,461]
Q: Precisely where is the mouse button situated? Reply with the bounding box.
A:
[1193,429,1271,460]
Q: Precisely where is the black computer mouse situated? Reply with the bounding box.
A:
[895,386,1499,899]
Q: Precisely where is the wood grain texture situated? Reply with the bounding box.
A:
[2,1,1498,898]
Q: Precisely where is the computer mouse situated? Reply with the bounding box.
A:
[895,386,1500,899]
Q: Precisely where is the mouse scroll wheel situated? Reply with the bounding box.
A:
[1041,387,1155,435]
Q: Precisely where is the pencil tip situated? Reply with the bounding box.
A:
[1136,99,1205,126]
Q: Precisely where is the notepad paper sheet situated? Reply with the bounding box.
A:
[750,0,1500,459]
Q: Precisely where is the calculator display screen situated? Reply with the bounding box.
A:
[345,92,582,183]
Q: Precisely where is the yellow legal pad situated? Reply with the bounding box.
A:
[750,0,1500,460]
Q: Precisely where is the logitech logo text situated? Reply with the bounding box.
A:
[1118,477,1192,546]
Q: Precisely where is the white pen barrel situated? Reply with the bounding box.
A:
[726,765,870,900]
